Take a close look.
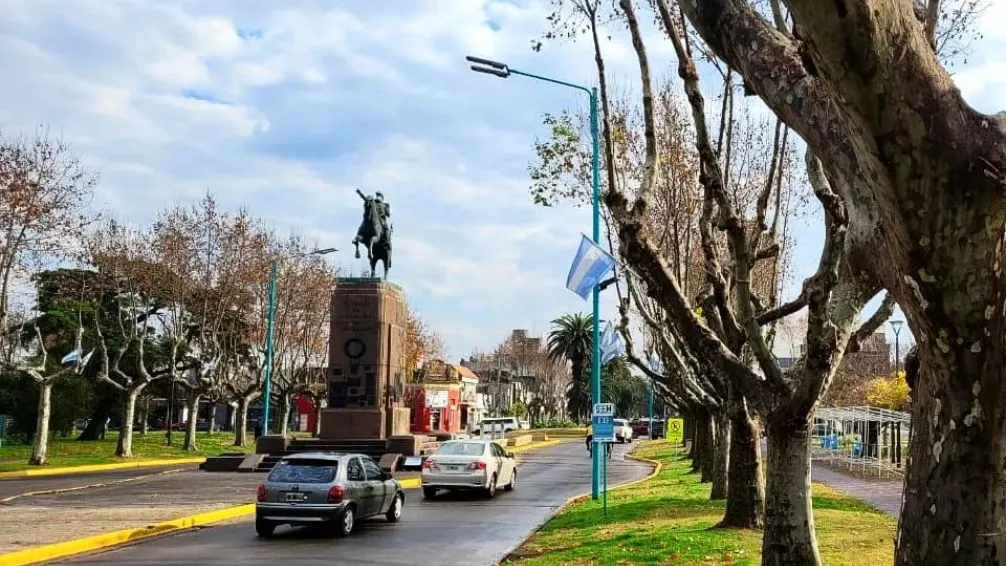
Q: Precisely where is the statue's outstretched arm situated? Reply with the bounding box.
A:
[355,188,365,200]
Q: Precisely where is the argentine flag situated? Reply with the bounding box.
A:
[648,351,664,376]
[600,321,625,366]
[565,234,616,300]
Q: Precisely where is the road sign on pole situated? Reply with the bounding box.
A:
[592,403,616,444]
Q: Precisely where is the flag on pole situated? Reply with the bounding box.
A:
[648,351,664,375]
[565,234,616,300]
[600,321,626,366]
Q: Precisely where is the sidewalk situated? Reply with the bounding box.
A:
[811,461,904,517]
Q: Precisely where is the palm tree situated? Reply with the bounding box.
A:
[547,313,593,421]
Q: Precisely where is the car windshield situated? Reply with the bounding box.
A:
[615,419,628,426]
[437,442,486,457]
[267,459,338,483]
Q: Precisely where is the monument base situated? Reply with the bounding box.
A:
[386,406,411,437]
[320,408,386,440]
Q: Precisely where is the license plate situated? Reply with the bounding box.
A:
[445,465,461,472]
[285,492,307,502]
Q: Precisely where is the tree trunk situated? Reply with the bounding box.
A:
[77,393,115,440]
[183,393,200,451]
[278,394,291,437]
[710,411,729,500]
[234,396,250,447]
[140,396,149,436]
[697,412,716,482]
[690,411,704,473]
[720,402,765,528]
[895,345,1006,565]
[116,388,142,458]
[314,398,323,437]
[209,407,217,434]
[682,412,692,449]
[28,381,53,466]
[762,419,820,566]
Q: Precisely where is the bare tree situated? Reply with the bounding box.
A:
[88,220,180,458]
[0,128,97,362]
[1,312,88,465]
[667,0,1000,563]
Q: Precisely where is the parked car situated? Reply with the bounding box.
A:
[471,417,519,436]
[255,452,405,538]
[613,418,633,443]
[631,418,666,439]
[421,439,517,499]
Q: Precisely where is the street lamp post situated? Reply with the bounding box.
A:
[889,320,904,376]
[262,247,338,437]
[466,55,602,500]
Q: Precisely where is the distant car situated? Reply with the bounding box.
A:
[255,452,405,538]
[632,418,665,439]
[471,417,519,436]
[421,439,517,499]
[613,418,633,443]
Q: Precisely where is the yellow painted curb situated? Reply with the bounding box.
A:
[510,439,564,455]
[0,503,255,566]
[399,477,421,488]
[0,458,207,480]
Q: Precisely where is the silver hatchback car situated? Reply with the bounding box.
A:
[255,452,405,538]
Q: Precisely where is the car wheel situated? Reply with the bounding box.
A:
[484,474,497,498]
[334,506,355,537]
[505,469,517,492]
[423,486,437,499]
[255,518,276,538]
[386,493,404,523]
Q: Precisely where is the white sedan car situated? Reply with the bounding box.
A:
[421,440,517,499]
[614,418,634,443]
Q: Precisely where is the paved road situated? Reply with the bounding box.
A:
[58,441,651,566]
[0,465,201,500]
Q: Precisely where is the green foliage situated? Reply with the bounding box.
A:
[505,402,528,418]
[547,312,594,421]
[602,357,645,418]
[529,112,593,207]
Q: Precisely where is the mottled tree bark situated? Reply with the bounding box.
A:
[183,394,200,451]
[28,382,53,466]
[115,388,142,458]
[710,411,729,500]
[763,419,819,566]
[233,396,250,447]
[721,400,765,528]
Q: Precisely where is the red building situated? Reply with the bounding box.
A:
[407,359,468,434]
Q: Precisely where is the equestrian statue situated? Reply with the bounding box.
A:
[351,188,392,279]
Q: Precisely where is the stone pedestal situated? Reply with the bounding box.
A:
[320,278,411,440]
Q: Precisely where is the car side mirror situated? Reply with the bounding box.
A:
[507,451,515,459]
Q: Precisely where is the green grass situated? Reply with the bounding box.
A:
[0,431,255,472]
[508,440,895,566]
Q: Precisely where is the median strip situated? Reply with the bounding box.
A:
[0,504,255,566]
[0,458,207,480]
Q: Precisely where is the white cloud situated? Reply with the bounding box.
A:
[2,0,997,358]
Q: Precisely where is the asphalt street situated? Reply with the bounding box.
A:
[0,464,201,500]
[56,441,651,566]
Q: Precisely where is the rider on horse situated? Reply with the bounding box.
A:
[353,189,391,258]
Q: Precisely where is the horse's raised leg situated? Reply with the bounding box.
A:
[353,240,361,259]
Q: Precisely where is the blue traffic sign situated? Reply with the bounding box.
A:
[592,413,615,443]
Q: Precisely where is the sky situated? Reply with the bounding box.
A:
[1,0,1003,360]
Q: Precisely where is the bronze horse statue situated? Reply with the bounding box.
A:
[352,190,392,279]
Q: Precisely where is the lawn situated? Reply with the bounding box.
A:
[0,431,255,472]
[507,440,895,566]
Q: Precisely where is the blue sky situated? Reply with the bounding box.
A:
[1,0,1003,359]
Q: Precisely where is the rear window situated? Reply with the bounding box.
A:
[437,442,486,456]
[267,459,338,483]
[614,419,628,426]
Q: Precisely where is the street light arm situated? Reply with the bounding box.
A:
[470,65,509,78]
[465,55,507,69]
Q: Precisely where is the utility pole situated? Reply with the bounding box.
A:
[889,320,904,376]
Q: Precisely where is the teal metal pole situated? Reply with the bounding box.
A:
[263,260,278,436]
[590,87,601,501]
